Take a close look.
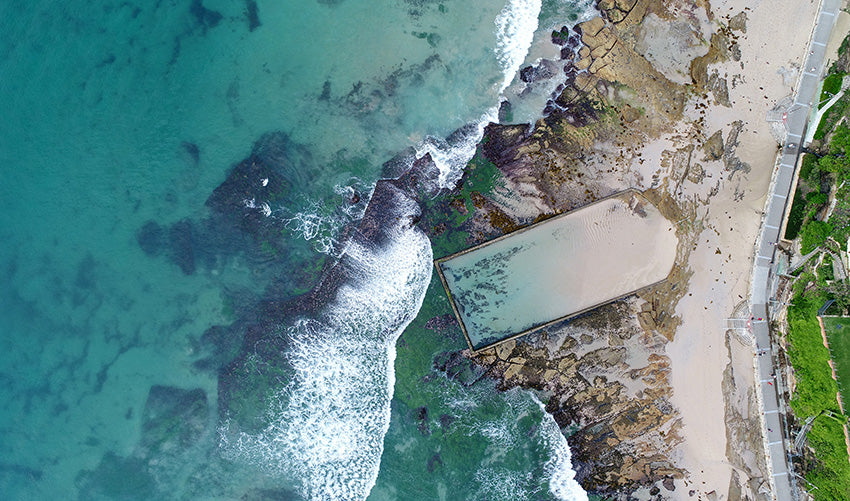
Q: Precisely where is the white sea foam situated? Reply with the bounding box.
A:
[283,180,373,256]
[413,0,541,190]
[334,182,373,220]
[456,387,587,500]
[473,467,533,500]
[495,0,543,93]
[242,197,272,217]
[220,189,433,501]
[415,109,496,190]
[536,399,588,501]
[284,208,341,256]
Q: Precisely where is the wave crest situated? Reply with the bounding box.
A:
[220,200,433,500]
[495,0,543,92]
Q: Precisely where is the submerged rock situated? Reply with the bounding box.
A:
[426,453,443,473]
[168,219,196,275]
[190,0,223,31]
[433,351,487,386]
[76,385,209,499]
[137,221,164,256]
[76,453,158,500]
[245,0,261,32]
[140,385,209,456]
[180,141,200,165]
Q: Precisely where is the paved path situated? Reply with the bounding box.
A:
[749,1,841,499]
[806,85,847,144]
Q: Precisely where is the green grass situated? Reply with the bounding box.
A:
[789,295,842,418]
[821,73,847,109]
[824,317,850,406]
[814,94,850,141]
[788,293,850,499]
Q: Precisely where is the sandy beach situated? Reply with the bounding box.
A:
[458,0,845,497]
[659,0,820,495]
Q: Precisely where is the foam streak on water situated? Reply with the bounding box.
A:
[416,108,497,189]
[221,191,432,500]
[495,0,543,92]
[536,399,589,501]
[448,387,587,501]
[415,0,541,190]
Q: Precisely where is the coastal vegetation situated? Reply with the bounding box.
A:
[814,35,850,139]
[785,33,850,497]
[786,287,850,499]
[823,317,850,403]
[785,124,850,248]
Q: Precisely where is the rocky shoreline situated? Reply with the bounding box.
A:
[422,0,779,497]
[108,0,798,498]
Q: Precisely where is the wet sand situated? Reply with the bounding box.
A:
[645,0,821,494]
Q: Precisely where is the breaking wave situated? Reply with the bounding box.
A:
[443,385,587,501]
[221,1,587,498]
[283,208,341,256]
[495,0,543,92]
[415,110,496,190]
[537,398,588,501]
[415,0,541,190]
[276,181,374,256]
[220,189,433,500]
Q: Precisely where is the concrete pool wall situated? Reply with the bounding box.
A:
[435,190,679,352]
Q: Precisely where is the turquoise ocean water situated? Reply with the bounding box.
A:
[0,0,594,499]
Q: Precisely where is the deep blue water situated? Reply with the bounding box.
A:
[0,0,594,499]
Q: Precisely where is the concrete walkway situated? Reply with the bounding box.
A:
[749,1,842,499]
[805,86,846,145]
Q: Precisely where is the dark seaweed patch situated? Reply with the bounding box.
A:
[168,219,196,275]
[137,221,164,256]
[180,141,200,165]
[189,0,223,31]
[245,0,261,31]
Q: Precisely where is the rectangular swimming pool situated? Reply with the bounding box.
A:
[435,190,679,351]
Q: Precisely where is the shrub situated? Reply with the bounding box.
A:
[830,123,850,156]
[786,187,808,240]
[801,220,834,254]
[801,153,820,182]
[820,154,848,175]
[807,191,829,206]
[819,256,835,282]
[814,96,850,141]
